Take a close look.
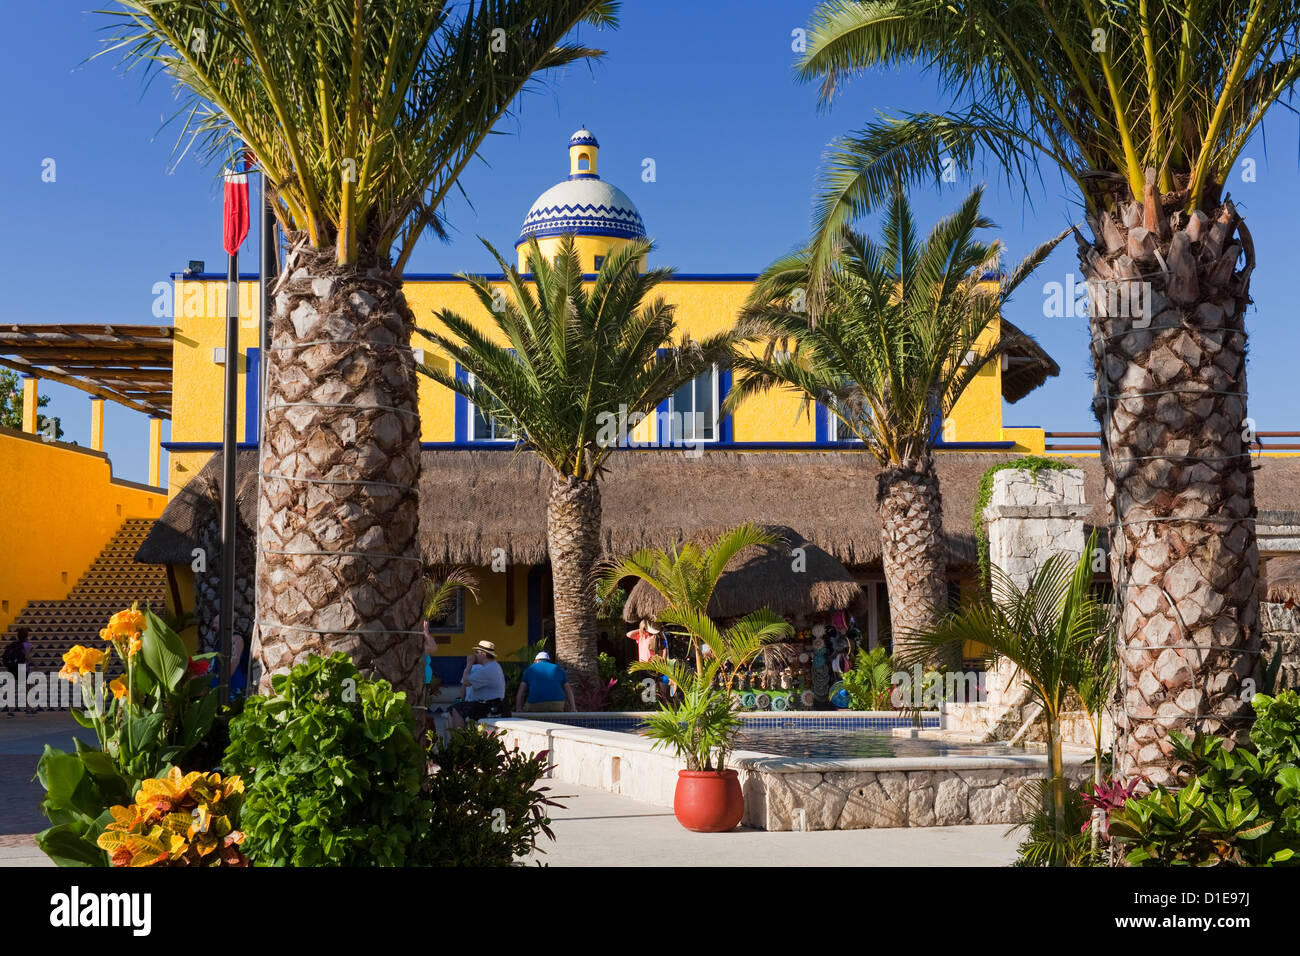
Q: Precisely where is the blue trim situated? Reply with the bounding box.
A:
[429,657,465,686]
[163,441,260,451]
[516,223,647,244]
[179,272,767,283]
[815,404,830,443]
[453,364,468,443]
[415,440,1018,452]
[566,173,600,181]
[719,367,733,444]
[568,132,599,147]
[245,347,260,444]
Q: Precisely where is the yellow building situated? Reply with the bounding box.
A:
[137,128,1068,686]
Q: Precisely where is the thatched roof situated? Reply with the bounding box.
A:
[418,449,1013,568]
[137,449,1300,572]
[135,450,259,564]
[621,526,867,622]
[1263,555,1300,606]
[1000,320,1060,403]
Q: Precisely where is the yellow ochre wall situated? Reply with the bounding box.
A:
[0,428,165,634]
[168,277,262,495]
[168,274,1034,497]
[431,564,531,660]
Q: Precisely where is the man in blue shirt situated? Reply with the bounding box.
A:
[515,651,575,713]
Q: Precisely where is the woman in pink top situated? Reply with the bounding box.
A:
[626,619,661,663]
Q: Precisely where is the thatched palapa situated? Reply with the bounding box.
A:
[620,526,866,622]
[137,449,1300,572]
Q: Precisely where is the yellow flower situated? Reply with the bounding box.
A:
[99,627,112,643]
[58,645,107,680]
[109,677,127,700]
[107,606,146,641]
[128,636,142,658]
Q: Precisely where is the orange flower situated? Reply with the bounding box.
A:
[107,606,146,641]
[58,645,107,681]
[128,636,142,658]
[109,677,127,700]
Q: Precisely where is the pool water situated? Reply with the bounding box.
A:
[727,728,1043,759]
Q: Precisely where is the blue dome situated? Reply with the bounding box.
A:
[518,177,646,244]
[568,128,599,148]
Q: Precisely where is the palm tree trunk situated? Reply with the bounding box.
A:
[877,457,948,661]
[546,473,601,686]
[1082,193,1259,789]
[252,242,424,700]
[1046,710,1066,864]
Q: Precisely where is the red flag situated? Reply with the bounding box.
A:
[223,165,249,255]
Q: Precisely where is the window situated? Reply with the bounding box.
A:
[426,589,465,634]
[577,152,591,170]
[666,365,719,443]
[593,255,605,271]
[826,412,863,443]
[468,372,518,442]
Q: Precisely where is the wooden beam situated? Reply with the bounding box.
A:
[0,355,170,418]
[0,348,173,362]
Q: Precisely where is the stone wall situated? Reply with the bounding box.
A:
[485,718,682,807]
[1261,602,1300,691]
[949,467,1096,742]
[737,758,1092,831]
[486,717,1091,832]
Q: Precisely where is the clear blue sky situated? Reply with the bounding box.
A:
[3,1,1298,485]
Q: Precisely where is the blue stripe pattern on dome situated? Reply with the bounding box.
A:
[519,201,646,243]
[568,131,599,147]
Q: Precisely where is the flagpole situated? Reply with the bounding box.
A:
[219,248,238,706]
[219,160,249,708]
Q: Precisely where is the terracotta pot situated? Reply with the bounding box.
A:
[673,769,744,832]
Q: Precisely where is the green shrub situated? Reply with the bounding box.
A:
[1108,691,1300,867]
[223,653,426,866]
[601,652,657,711]
[416,725,561,866]
[841,646,895,710]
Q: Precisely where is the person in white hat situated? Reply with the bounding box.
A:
[626,619,662,663]
[449,639,507,728]
[515,650,576,714]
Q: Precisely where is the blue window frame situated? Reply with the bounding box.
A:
[454,363,519,442]
[245,347,261,443]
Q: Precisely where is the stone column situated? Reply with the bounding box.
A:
[966,468,1090,738]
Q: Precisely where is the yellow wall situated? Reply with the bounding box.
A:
[173,275,1014,451]
[0,428,165,634]
[428,564,531,661]
[169,278,262,494]
[518,235,645,274]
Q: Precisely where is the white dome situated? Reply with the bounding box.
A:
[518,176,646,244]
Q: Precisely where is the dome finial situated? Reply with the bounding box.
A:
[568,127,599,179]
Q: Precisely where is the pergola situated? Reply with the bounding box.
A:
[0,323,173,419]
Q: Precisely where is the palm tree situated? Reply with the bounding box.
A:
[599,523,787,675]
[796,0,1300,786]
[415,236,741,684]
[727,186,1060,654]
[102,0,618,698]
[901,543,1108,860]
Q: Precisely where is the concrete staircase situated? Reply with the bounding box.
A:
[4,518,167,673]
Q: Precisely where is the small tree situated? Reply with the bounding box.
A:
[900,540,1110,859]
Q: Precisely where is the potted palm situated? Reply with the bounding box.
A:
[604,525,792,831]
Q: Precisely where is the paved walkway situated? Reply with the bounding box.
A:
[0,713,1019,867]
[524,785,1019,866]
